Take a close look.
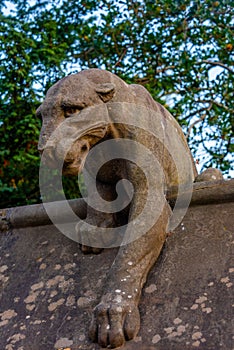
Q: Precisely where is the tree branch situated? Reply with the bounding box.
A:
[186,102,212,139]
[134,66,176,85]
[201,60,234,74]
[114,47,128,67]
[184,106,212,120]
[197,99,230,111]
[156,65,176,73]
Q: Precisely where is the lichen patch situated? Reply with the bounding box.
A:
[0,320,9,327]
[54,264,62,270]
[46,275,65,288]
[66,295,76,306]
[190,304,199,310]
[192,340,201,347]
[152,334,161,344]
[7,333,26,344]
[177,325,186,335]
[195,296,207,304]
[145,284,157,293]
[26,304,36,311]
[39,263,47,270]
[31,281,44,291]
[1,309,17,321]
[48,298,65,312]
[202,307,212,314]
[164,327,174,334]
[24,291,40,304]
[0,273,9,284]
[220,276,230,283]
[173,317,182,325]
[0,265,8,273]
[54,337,73,348]
[192,331,203,340]
[77,297,90,308]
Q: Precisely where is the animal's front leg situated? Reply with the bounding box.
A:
[89,196,171,348]
[76,181,118,254]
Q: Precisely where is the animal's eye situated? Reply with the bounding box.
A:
[62,105,83,118]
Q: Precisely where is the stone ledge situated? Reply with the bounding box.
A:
[1,179,234,231]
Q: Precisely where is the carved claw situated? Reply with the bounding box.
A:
[89,299,140,348]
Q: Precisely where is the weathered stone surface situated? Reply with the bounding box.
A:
[0,200,233,349]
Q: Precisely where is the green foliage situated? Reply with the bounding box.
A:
[0,0,233,208]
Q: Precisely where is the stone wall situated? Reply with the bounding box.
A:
[0,180,233,350]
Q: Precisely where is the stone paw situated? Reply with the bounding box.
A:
[89,299,140,348]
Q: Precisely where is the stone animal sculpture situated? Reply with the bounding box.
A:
[37,69,197,348]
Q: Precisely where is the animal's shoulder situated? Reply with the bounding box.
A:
[129,83,172,119]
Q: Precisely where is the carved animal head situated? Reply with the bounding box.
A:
[37,68,196,183]
[37,69,133,175]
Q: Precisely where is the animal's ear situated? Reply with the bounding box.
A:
[95,83,115,102]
